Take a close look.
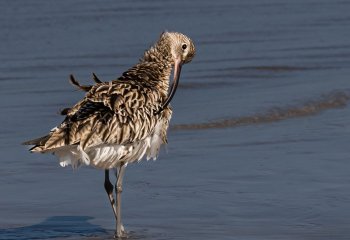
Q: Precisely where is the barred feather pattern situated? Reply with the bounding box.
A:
[24,31,196,169]
[30,76,172,169]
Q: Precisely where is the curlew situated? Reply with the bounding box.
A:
[23,32,195,238]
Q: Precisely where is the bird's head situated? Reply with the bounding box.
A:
[161,31,196,65]
[157,32,196,112]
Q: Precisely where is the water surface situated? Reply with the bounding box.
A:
[1,0,350,239]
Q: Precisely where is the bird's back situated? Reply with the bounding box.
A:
[25,78,172,169]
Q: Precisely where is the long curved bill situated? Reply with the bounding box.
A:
[156,59,183,114]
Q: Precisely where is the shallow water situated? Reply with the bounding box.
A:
[1,0,350,239]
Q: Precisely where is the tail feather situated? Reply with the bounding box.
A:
[23,134,52,152]
[22,135,50,146]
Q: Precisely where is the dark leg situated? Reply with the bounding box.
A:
[115,163,127,238]
[104,170,118,221]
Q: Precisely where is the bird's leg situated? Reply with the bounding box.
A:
[115,163,127,238]
[104,170,118,221]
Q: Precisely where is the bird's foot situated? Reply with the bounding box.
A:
[114,224,127,239]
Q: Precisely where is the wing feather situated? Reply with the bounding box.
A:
[25,81,165,152]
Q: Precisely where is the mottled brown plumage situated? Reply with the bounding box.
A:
[24,32,195,166]
[23,31,195,238]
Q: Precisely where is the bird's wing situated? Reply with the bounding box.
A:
[26,80,171,152]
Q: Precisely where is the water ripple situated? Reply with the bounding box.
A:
[172,90,350,131]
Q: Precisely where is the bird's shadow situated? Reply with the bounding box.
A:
[0,216,112,240]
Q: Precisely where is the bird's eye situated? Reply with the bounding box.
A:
[181,44,187,50]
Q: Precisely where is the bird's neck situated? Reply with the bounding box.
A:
[118,40,174,100]
[140,43,174,96]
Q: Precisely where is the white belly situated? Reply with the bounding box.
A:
[53,122,164,169]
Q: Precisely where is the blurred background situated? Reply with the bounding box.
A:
[1,0,350,239]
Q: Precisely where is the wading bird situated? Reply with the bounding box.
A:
[23,32,195,238]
